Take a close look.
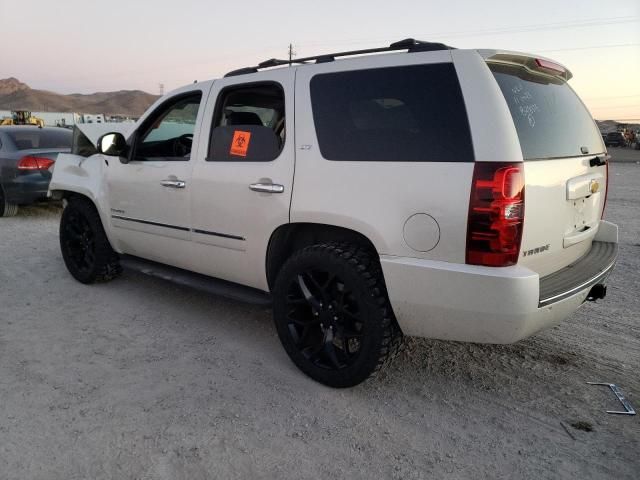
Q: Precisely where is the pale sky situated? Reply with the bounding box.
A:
[1,0,638,120]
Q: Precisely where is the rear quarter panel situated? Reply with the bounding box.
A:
[451,50,524,163]
[291,51,477,263]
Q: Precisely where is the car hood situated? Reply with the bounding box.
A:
[75,123,133,147]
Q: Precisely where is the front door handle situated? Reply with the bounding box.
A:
[249,183,285,194]
[161,179,186,189]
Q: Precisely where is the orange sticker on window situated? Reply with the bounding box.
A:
[230,130,251,157]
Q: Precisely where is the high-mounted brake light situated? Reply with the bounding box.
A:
[466,162,525,267]
[17,156,55,171]
[534,58,566,75]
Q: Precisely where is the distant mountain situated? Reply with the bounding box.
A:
[0,77,30,96]
[0,78,159,116]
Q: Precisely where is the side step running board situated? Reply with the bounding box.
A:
[120,255,273,306]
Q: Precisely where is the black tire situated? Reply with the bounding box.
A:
[0,186,18,217]
[59,198,121,284]
[273,243,402,388]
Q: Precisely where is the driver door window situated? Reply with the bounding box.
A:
[134,93,202,161]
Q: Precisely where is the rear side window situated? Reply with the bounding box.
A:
[208,82,285,162]
[489,63,604,160]
[7,129,72,150]
[309,63,474,162]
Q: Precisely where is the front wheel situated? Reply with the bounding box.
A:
[60,198,121,284]
[273,243,402,388]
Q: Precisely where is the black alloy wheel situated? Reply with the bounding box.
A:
[273,243,402,388]
[286,268,365,371]
[59,198,121,284]
[61,208,96,277]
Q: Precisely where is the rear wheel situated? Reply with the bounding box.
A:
[0,186,18,217]
[60,198,121,284]
[273,243,402,388]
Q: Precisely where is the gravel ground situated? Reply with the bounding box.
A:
[607,147,640,163]
[1,164,638,480]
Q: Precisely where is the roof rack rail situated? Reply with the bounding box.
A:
[224,38,454,77]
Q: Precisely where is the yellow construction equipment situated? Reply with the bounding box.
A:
[0,110,45,127]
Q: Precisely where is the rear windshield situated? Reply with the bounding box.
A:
[6,128,72,150]
[310,63,474,162]
[489,63,603,160]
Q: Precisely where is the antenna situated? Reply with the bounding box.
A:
[288,43,296,66]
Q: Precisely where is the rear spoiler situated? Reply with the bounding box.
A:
[477,49,573,81]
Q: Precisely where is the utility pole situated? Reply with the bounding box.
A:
[159,83,165,96]
[288,43,296,65]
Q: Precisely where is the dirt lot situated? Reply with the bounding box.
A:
[608,146,640,163]
[1,164,638,480]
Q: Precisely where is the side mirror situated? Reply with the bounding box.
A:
[97,132,127,157]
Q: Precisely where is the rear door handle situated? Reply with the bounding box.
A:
[249,183,284,194]
[161,179,186,188]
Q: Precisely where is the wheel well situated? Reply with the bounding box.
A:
[55,191,103,217]
[53,190,91,204]
[266,223,378,290]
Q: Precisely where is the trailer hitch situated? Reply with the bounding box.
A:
[586,284,607,302]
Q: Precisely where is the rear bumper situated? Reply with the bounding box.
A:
[2,172,51,205]
[380,221,618,344]
[539,241,617,307]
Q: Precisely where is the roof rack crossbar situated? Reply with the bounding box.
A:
[224,38,454,77]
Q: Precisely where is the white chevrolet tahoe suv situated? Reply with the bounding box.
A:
[50,39,618,387]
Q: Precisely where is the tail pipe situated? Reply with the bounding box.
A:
[586,284,607,302]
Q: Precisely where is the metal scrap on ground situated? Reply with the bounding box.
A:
[587,382,636,415]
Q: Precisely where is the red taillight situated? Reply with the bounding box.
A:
[602,156,610,219]
[17,156,54,171]
[466,162,525,267]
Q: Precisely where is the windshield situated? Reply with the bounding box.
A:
[489,62,604,160]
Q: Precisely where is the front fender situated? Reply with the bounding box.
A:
[49,153,120,251]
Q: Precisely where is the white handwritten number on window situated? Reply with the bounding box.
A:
[512,83,539,128]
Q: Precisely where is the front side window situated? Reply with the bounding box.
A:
[134,93,202,161]
[208,83,285,162]
[310,63,474,162]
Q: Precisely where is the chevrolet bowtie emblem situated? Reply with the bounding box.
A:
[590,180,600,194]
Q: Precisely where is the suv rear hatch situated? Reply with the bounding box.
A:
[485,53,608,277]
